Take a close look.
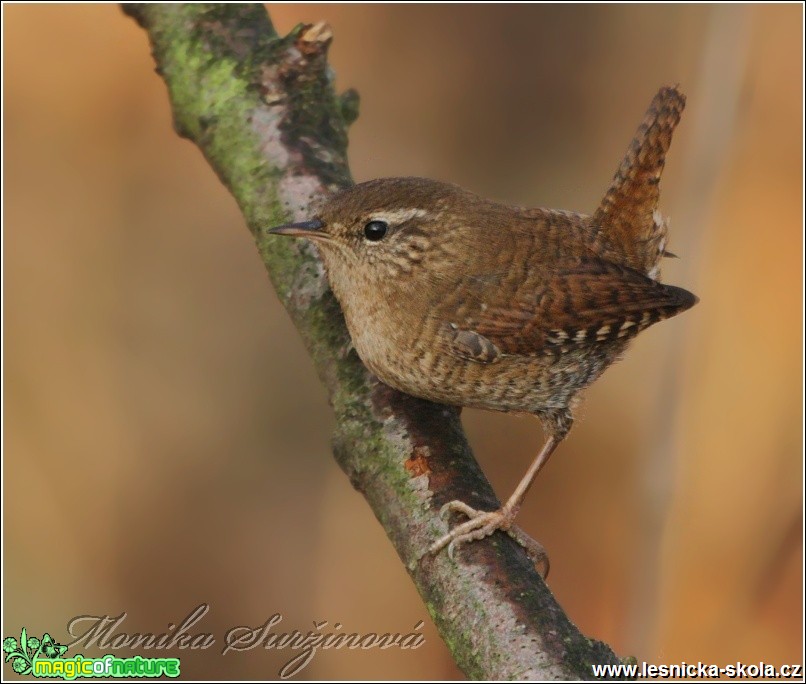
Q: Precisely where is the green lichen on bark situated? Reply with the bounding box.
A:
[125,3,624,679]
[131,5,284,224]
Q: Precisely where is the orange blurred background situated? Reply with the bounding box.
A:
[4,3,802,680]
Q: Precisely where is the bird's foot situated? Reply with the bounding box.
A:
[429,500,550,578]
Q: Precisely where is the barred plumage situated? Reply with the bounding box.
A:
[269,86,697,572]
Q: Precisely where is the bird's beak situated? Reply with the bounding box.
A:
[268,219,329,240]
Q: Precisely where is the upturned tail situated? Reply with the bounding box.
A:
[592,86,686,279]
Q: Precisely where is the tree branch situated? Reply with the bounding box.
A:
[123,4,622,678]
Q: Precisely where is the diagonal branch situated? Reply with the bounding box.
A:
[123,3,622,678]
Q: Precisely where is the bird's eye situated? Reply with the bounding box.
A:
[363,220,388,241]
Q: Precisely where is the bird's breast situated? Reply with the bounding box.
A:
[340,291,597,413]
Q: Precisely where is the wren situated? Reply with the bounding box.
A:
[270,86,697,573]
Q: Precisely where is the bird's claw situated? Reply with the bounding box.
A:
[438,500,481,522]
[508,526,550,578]
[429,499,550,578]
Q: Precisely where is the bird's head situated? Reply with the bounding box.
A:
[269,177,475,294]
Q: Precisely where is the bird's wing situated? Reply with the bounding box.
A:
[452,259,696,358]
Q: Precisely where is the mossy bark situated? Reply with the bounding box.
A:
[124,3,623,679]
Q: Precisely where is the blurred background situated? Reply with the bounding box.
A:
[4,3,802,680]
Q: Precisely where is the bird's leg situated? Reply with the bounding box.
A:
[429,411,571,576]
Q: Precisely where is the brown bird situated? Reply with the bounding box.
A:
[270,86,697,573]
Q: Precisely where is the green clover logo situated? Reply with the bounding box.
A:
[3,628,67,676]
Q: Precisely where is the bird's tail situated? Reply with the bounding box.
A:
[592,86,686,279]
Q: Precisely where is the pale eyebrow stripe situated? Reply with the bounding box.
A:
[369,208,428,224]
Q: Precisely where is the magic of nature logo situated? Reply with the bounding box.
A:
[4,604,425,679]
[3,627,180,680]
